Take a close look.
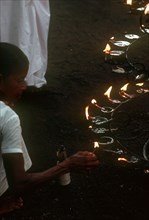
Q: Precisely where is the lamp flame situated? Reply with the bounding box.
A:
[120,83,129,91]
[126,0,132,5]
[136,83,144,87]
[144,3,149,14]
[104,86,112,99]
[118,157,128,162]
[103,43,111,54]
[91,99,97,104]
[110,36,114,40]
[93,142,100,152]
[91,99,102,109]
[85,106,90,120]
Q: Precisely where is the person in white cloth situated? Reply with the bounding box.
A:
[0,43,99,215]
[0,0,50,88]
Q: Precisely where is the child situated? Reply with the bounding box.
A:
[0,43,99,215]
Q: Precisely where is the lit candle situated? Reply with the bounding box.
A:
[104,86,121,104]
[126,0,132,6]
[103,43,125,63]
[93,142,100,152]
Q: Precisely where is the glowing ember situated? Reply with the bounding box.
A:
[144,3,149,14]
[126,0,132,5]
[103,43,111,54]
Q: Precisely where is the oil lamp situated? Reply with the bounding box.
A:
[140,3,149,33]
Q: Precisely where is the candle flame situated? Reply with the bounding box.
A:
[104,86,112,99]
[118,157,128,162]
[136,83,144,87]
[91,99,97,104]
[103,43,111,54]
[126,0,132,5]
[120,83,129,91]
[144,3,149,14]
[85,106,90,120]
[110,36,114,40]
[94,142,99,149]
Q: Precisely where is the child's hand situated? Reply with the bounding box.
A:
[61,151,100,170]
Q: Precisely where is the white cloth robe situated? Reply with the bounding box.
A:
[0,0,50,88]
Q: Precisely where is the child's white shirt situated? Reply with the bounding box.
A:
[0,101,32,196]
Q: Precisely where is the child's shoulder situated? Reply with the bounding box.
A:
[0,101,18,123]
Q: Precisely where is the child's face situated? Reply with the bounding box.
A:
[0,68,28,103]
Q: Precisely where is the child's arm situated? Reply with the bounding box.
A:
[2,151,99,195]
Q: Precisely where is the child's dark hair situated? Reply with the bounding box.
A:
[0,42,29,78]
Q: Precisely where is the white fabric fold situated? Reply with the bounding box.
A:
[0,0,50,88]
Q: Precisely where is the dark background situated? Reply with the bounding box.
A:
[4,0,149,219]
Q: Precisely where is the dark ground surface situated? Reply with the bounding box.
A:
[3,0,149,219]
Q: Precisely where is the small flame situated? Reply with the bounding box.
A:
[85,106,90,120]
[144,3,149,14]
[104,86,112,99]
[126,0,132,5]
[91,99,101,109]
[118,157,128,162]
[120,83,129,91]
[103,44,111,54]
[136,83,144,87]
[94,142,99,149]
[110,36,114,40]
[91,99,97,104]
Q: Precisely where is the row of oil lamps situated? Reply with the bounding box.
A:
[85,81,149,170]
[125,1,149,33]
[102,2,149,76]
[125,0,148,13]
[83,1,149,171]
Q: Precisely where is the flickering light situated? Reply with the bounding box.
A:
[126,0,132,5]
[104,86,113,99]
[144,3,149,14]
[85,106,90,120]
[94,142,100,149]
[120,83,129,91]
[104,86,121,104]
[103,43,111,54]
